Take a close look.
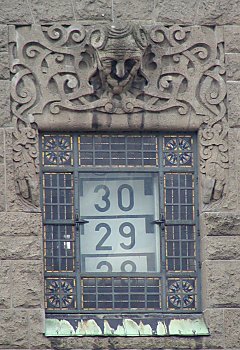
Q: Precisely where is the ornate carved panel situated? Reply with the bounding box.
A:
[10,23,228,209]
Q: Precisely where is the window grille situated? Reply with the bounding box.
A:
[40,133,200,314]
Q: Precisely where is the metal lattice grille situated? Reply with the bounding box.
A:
[41,133,200,313]
[81,277,161,310]
[78,135,158,167]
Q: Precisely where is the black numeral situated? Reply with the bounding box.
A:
[118,184,134,211]
[121,260,137,272]
[95,222,136,251]
[119,222,135,250]
[94,183,135,212]
[94,185,110,212]
[96,261,113,272]
[95,223,112,250]
[96,260,137,272]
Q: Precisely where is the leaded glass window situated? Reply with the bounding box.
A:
[41,133,200,314]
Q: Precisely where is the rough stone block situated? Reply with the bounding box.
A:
[0,212,42,236]
[228,128,240,168]
[28,310,52,349]
[201,212,240,236]
[202,309,225,349]
[0,0,32,24]
[197,0,240,25]
[226,129,240,209]
[5,128,29,211]
[202,261,240,308]
[227,82,240,127]
[12,260,44,308]
[202,236,240,260]
[0,261,11,309]
[0,52,9,79]
[0,164,5,211]
[224,309,240,348]
[0,310,29,348]
[0,80,10,127]
[30,0,74,23]
[114,0,154,20]
[51,336,197,349]
[226,53,240,81]
[225,25,240,52]
[74,0,112,20]
[0,236,41,259]
[5,128,20,210]
[0,128,4,163]
[0,25,7,52]
[155,0,198,25]
[0,129,5,211]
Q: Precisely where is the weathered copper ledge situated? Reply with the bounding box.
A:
[45,314,209,337]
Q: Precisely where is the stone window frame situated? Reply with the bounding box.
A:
[10,22,228,336]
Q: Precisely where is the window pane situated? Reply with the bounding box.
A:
[164,173,194,221]
[41,133,199,313]
[79,172,160,273]
[82,277,161,310]
[79,135,158,167]
[43,173,73,221]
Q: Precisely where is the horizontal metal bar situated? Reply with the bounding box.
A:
[45,309,201,315]
[44,220,74,225]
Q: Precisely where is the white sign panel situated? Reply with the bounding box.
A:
[79,173,160,273]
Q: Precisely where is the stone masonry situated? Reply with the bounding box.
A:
[0,1,240,349]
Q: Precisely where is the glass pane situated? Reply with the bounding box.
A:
[164,173,194,221]
[44,225,75,272]
[79,173,160,273]
[43,173,73,221]
[79,135,157,167]
[82,277,161,310]
[166,225,196,272]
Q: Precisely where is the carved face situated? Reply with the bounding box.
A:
[97,49,143,94]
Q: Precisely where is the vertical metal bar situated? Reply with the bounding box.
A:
[194,132,201,312]
[39,133,46,281]
[178,172,183,274]
[73,134,81,311]
[128,276,130,310]
[95,278,98,309]
[144,277,147,309]
[159,134,167,312]
[125,135,127,166]
[112,277,114,309]
[56,171,61,272]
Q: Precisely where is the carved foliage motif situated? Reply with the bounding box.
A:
[10,24,228,208]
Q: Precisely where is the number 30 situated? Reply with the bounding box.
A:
[94,184,134,212]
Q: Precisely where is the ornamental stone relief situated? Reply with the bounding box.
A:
[9,23,228,209]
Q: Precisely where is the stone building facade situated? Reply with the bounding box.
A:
[0,0,240,349]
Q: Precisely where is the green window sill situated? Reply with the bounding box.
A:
[45,314,209,337]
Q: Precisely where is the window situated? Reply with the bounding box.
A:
[41,133,200,316]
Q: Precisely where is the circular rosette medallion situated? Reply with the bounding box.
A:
[44,135,72,165]
[46,279,74,308]
[164,137,192,166]
[168,279,195,309]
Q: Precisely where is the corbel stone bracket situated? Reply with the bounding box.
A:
[9,23,228,209]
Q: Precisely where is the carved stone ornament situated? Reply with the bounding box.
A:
[10,23,228,209]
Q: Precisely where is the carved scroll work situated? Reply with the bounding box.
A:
[10,24,227,207]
